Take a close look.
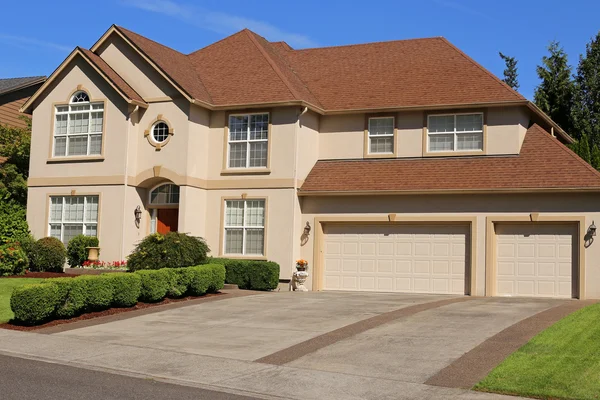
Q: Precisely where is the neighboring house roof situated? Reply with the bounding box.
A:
[299,125,600,195]
[0,76,45,96]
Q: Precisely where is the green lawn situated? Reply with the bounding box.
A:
[475,303,600,400]
[0,278,44,323]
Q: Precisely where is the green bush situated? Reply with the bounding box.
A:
[30,237,66,272]
[0,244,28,276]
[66,235,99,268]
[0,202,29,246]
[135,269,170,302]
[165,268,194,298]
[210,258,279,291]
[14,233,35,269]
[45,277,87,318]
[10,283,60,324]
[76,275,113,311]
[127,232,209,271]
[102,273,141,307]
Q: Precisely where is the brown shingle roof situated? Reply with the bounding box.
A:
[79,48,144,103]
[107,27,523,111]
[299,125,600,194]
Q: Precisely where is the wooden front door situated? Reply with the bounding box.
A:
[157,209,179,234]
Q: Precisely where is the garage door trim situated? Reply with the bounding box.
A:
[485,216,585,299]
[313,216,477,294]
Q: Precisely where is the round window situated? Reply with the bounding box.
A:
[151,122,169,143]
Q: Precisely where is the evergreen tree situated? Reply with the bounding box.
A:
[499,52,519,91]
[534,41,575,136]
[572,32,600,148]
[592,143,600,170]
[574,133,592,164]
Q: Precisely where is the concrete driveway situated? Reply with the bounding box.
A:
[40,291,567,399]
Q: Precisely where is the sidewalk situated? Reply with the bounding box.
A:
[0,327,524,400]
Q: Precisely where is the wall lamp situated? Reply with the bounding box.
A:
[134,206,142,228]
[589,221,597,237]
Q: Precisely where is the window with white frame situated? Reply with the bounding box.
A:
[224,199,265,255]
[53,91,104,157]
[368,117,394,154]
[227,113,268,168]
[427,113,484,152]
[49,195,99,244]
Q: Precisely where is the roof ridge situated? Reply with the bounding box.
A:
[243,30,302,101]
[438,37,524,101]
[188,29,250,56]
[532,123,600,179]
[116,26,187,56]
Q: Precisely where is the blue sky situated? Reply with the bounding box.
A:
[1,0,598,100]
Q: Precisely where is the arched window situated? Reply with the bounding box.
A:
[149,183,180,205]
[53,90,104,157]
[151,121,169,143]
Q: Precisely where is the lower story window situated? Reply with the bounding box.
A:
[49,195,99,244]
[224,199,265,256]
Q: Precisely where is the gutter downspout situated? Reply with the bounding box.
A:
[120,105,139,260]
[289,107,305,281]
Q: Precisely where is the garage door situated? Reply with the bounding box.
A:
[495,224,575,298]
[323,224,468,294]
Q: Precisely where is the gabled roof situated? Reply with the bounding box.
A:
[0,76,45,96]
[299,124,600,195]
[21,48,147,113]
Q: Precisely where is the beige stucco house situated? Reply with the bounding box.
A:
[22,25,600,298]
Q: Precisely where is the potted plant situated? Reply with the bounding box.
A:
[296,259,308,271]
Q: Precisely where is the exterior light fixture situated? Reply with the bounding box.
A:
[589,221,597,237]
[134,206,142,228]
[304,221,311,237]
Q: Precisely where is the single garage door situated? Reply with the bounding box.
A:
[323,224,468,294]
[495,224,576,298]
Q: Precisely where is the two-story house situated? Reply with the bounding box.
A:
[22,25,600,298]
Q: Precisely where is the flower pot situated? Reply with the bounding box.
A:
[86,246,100,261]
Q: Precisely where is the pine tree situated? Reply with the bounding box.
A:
[592,143,600,170]
[534,41,576,137]
[499,52,519,91]
[576,133,592,164]
[572,32,600,148]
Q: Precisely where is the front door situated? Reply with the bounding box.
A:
[157,208,179,234]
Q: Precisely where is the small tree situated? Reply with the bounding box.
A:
[592,144,600,170]
[499,52,519,91]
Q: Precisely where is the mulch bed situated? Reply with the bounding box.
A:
[0,292,223,332]
[0,271,78,279]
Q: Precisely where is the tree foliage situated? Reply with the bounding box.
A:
[499,52,519,91]
[534,41,576,136]
[0,118,31,207]
[572,32,600,147]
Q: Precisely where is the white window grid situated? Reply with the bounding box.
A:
[53,93,104,157]
[227,113,269,169]
[48,195,98,244]
[149,183,180,205]
[368,117,395,154]
[427,112,484,153]
[223,199,265,256]
[151,121,169,143]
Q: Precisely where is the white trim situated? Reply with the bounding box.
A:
[223,199,265,256]
[427,112,484,152]
[227,112,269,169]
[367,116,395,155]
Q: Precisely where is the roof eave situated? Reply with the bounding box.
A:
[0,77,46,97]
[527,101,574,144]
[297,187,600,196]
[322,100,529,115]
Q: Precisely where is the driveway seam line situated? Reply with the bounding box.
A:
[254,296,472,365]
[424,299,598,389]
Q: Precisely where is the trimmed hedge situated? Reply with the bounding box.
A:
[30,237,66,272]
[127,232,210,271]
[66,235,99,268]
[10,283,60,324]
[10,264,225,325]
[210,258,279,291]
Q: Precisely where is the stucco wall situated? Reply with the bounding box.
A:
[299,193,600,298]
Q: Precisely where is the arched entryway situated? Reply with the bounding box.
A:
[148,183,180,234]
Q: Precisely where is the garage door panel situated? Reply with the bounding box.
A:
[323,224,468,294]
[495,224,575,298]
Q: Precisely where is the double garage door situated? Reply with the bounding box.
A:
[322,223,576,298]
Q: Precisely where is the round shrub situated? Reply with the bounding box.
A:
[102,273,141,307]
[0,244,28,276]
[10,283,60,324]
[166,268,194,298]
[30,237,66,272]
[76,275,113,311]
[66,235,99,268]
[136,269,170,302]
[127,232,209,271]
[45,277,87,318]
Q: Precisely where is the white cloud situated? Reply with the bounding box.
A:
[120,0,318,48]
[0,34,72,52]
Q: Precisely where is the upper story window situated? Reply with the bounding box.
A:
[151,122,169,143]
[53,91,104,157]
[427,113,483,152]
[227,113,269,169]
[368,117,394,154]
